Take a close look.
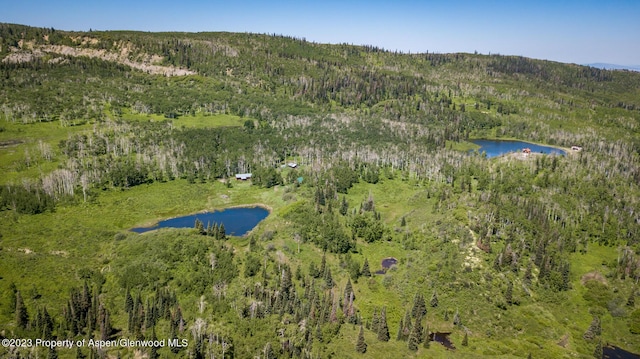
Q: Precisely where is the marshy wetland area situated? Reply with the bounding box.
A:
[1,23,639,359]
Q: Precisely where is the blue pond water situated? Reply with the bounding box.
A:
[603,345,640,359]
[131,207,269,235]
[471,139,565,158]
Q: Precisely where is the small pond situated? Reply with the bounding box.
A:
[430,332,455,350]
[131,206,269,235]
[470,139,565,158]
[375,257,398,275]
[603,344,640,359]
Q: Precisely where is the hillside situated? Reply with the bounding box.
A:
[1,23,639,359]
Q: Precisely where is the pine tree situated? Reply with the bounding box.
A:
[280,267,292,301]
[377,307,390,342]
[505,281,513,305]
[356,326,367,353]
[15,290,29,329]
[423,325,430,348]
[149,327,159,359]
[125,289,133,313]
[407,316,422,351]
[403,310,413,338]
[593,339,603,359]
[430,291,438,308]
[462,332,468,346]
[361,258,371,277]
[412,293,427,319]
[42,306,54,339]
[453,309,461,326]
[194,219,205,234]
[345,278,353,298]
[396,318,404,341]
[340,196,349,216]
[583,315,601,341]
[324,268,334,288]
[371,308,379,333]
[628,288,636,307]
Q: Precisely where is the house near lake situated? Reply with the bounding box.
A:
[287,162,298,168]
[235,173,252,180]
[571,146,582,151]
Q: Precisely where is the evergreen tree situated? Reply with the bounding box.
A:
[593,339,603,359]
[361,258,371,277]
[412,293,427,319]
[340,196,349,216]
[377,307,390,342]
[453,309,461,326]
[401,216,406,227]
[407,316,422,351]
[149,327,159,359]
[462,332,468,346]
[194,219,205,234]
[628,288,636,307]
[396,318,404,341]
[324,268,334,288]
[125,289,133,312]
[345,278,354,299]
[371,308,379,333]
[430,291,438,308]
[423,325,430,348]
[356,326,367,353]
[15,290,29,329]
[583,315,601,340]
[280,266,293,301]
[320,253,327,274]
[8,283,18,318]
[505,281,513,305]
[42,306,54,339]
[403,310,413,338]
[309,261,320,278]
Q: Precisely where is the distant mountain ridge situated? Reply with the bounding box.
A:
[585,63,640,71]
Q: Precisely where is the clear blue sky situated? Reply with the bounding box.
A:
[2,0,639,65]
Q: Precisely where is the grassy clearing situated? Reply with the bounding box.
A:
[117,108,246,128]
[0,120,91,182]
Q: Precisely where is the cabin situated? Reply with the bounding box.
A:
[571,146,582,151]
[522,148,531,154]
[287,162,298,168]
[235,173,252,180]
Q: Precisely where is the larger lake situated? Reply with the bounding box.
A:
[131,206,269,235]
[471,139,565,158]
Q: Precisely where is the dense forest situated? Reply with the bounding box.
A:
[1,23,639,358]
